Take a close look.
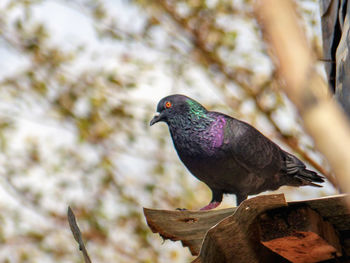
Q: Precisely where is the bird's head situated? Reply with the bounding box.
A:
[150,94,207,126]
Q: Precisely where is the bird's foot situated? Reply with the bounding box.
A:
[200,201,221,211]
[176,208,188,211]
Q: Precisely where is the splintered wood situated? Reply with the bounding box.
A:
[143,206,236,255]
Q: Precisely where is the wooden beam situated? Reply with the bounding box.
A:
[143,206,236,255]
[193,194,288,263]
[259,206,342,263]
[144,194,350,262]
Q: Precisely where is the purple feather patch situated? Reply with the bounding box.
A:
[209,116,226,148]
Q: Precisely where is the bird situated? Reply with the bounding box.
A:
[150,94,324,210]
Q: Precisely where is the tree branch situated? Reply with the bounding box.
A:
[68,206,92,263]
[255,0,350,202]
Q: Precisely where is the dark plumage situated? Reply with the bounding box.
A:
[150,94,324,210]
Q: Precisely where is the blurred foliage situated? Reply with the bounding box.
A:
[0,0,332,262]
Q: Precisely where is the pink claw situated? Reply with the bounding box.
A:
[200,201,221,211]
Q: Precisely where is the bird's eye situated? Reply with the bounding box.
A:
[165,101,172,109]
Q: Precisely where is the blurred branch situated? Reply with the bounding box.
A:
[255,0,350,199]
[68,206,92,263]
[154,0,334,182]
[0,172,71,227]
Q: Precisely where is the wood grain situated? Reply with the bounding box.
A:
[259,206,342,262]
[144,194,350,262]
[143,206,236,255]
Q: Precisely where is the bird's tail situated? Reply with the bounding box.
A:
[294,169,324,187]
[283,151,324,187]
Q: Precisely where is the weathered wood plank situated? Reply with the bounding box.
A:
[144,194,350,262]
[143,206,236,255]
[259,206,342,263]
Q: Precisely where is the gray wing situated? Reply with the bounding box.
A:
[224,118,323,190]
[225,118,282,175]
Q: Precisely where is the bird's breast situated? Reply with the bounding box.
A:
[168,115,228,160]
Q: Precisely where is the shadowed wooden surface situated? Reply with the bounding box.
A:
[291,195,350,231]
[193,194,288,263]
[259,206,342,263]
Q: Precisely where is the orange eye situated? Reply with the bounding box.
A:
[165,101,172,109]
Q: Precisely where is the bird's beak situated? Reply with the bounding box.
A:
[150,112,162,126]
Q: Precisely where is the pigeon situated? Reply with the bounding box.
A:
[150,94,324,210]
